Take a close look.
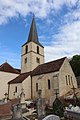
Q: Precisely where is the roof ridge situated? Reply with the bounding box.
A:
[32,57,67,76]
[39,57,66,66]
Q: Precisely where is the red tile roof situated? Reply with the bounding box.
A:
[32,57,66,76]
[8,72,31,84]
[8,57,66,84]
[0,62,20,74]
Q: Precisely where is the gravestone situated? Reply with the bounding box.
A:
[4,93,8,103]
[37,89,46,120]
[12,104,22,120]
[20,88,26,109]
[42,115,60,120]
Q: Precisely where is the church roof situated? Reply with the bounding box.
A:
[22,16,43,48]
[32,57,66,76]
[8,72,31,84]
[8,57,66,84]
[0,62,20,74]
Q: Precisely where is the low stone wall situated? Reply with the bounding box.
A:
[0,102,11,117]
[0,99,19,118]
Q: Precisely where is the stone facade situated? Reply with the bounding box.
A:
[59,58,77,96]
[31,58,77,105]
[21,42,44,73]
[9,58,77,106]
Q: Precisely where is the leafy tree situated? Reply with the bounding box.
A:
[70,55,80,77]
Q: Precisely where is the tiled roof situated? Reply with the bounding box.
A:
[0,62,20,74]
[32,57,66,76]
[8,72,31,84]
[8,57,66,84]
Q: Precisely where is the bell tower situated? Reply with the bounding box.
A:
[21,16,44,73]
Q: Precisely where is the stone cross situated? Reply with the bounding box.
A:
[71,85,76,95]
[71,85,77,106]
[20,88,26,109]
[20,88,25,103]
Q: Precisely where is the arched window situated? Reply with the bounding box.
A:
[15,86,17,92]
[48,79,51,89]
[25,45,28,54]
[65,75,68,85]
[37,46,39,54]
[36,83,38,91]
[68,75,70,85]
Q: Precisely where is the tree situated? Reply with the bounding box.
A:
[70,55,80,77]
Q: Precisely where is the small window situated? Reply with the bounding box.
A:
[71,76,73,85]
[36,83,38,92]
[48,79,51,89]
[25,45,28,54]
[65,75,68,85]
[68,75,70,85]
[36,57,40,63]
[37,46,39,54]
[15,86,17,93]
[24,58,27,63]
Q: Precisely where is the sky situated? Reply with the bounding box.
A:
[0,0,80,68]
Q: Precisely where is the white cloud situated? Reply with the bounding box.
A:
[0,0,80,25]
[44,20,80,62]
[0,0,80,66]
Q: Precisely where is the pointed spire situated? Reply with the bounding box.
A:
[26,15,43,47]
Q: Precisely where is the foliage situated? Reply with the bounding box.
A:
[70,55,80,77]
[53,97,64,117]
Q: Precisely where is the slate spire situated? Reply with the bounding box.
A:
[27,15,43,47]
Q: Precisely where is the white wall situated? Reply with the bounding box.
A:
[9,83,22,99]
[22,76,31,100]
[0,71,19,99]
[9,76,31,100]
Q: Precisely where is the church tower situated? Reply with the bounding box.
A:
[21,16,44,73]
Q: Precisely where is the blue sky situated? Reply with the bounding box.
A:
[0,0,80,68]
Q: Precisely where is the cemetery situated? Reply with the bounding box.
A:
[0,87,80,120]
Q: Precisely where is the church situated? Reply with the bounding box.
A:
[0,16,77,105]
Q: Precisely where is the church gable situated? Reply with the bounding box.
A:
[59,58,77,96]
